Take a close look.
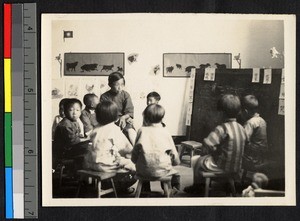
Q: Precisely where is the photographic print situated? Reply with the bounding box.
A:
[42,14,295,207]
[163,53,232,77]
[64,53,124,76]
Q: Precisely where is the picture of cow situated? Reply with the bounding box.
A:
[166,66,174,73]
[81,63,98,72]
[185,66,196,73]
[101,65,114,72]
[215,63,227,69]
[66,61,78,71]
[199,63,211,69]
[176,64,182,69]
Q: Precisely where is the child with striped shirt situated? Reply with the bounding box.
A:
[184,94,247,193]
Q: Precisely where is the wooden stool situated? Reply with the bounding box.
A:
[76,170,118,198]
[135,176,172,198]
[180,141,202,167]
[200,171,236,197]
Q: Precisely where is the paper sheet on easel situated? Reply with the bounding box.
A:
[263,69,272,84]
[252,68,260,83]
[278,99,284,115]
[186,114,192,126]
[281,68,285,83]
[279,83,285,99]
[204,68,216,81]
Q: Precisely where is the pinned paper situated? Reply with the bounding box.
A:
[187,102,193,115]
[186,114,192,126]
[281,69,285,83]
[263,69,272,84]
[204,68,216,81]
[252,68,260,83]
[188,90,194,102]
[278,99,284,115]
[279,83,285,99]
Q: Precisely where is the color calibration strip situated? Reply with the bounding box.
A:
[4,3,38,219]
[4,4,13,218]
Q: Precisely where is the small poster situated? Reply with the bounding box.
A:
[279,83,285,99]
[186,114,192,126]
[252,68,260,83]
[187,102,193,115]
[263,69,272,84]
[278,99,285,115]
[65,80,79,98]
[204,68,216,81]
[52,79,64,99]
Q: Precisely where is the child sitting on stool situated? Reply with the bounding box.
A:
[132,104,181,195]
[184,94,247,194]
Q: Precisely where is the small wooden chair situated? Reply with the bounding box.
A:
[135,176,172,198]
[76,170,118,198]
[180,141,202,167]
[200,171,237,197]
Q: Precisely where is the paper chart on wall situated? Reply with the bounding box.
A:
[65,80,80,98]
[52,79,65,99]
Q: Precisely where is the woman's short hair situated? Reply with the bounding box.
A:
[96,100,118,125]
[108,72,125,87]
[217,94,241,118]
[143,104,165,124]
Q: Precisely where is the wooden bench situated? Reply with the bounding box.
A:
[76,170,118,198]
[180,141,202,167]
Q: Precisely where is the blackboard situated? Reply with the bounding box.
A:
[189,69,284,157]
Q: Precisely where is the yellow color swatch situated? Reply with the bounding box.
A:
[4,58,11,112]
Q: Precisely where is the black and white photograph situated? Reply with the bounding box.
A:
[41,13,295,206]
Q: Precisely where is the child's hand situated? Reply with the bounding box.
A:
[119,116,127,130]
[126,118,134,125]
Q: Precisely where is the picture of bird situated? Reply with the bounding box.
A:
[270,47,280,58]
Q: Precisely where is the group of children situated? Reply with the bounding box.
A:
[53,71,268,197]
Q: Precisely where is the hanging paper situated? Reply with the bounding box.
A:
[187,102,193,115]
[263,69,272,84]
[204,68,216,81]
[281,68,285,83]
[252,68,260,83]
[186,114,192,126]
[278,99,284,115]
[279,83,285,99]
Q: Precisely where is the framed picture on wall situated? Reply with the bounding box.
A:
[163,53,232,77]
[64,52,125,76]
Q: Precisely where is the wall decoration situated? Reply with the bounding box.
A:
[52,79,64,99]
[163,53,232,77]
[65,80,79,98]
[64,53,124,76]
[63,30,73,42]
[55,54,63,78]
[127,53,138,64]
[81,79,101,97]
[234,53,241,69]
[149,64,160,76]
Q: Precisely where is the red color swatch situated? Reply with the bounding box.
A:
[4,4,12,58]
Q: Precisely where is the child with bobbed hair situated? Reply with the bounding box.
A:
[84,100,136,193]
[100,72,136,145]
[146,91,161,105]
[241,95,268,166]
[80,93,99,135]
[184,94,247,194]
[53,98,90,169]
[132,104,181,194]
[52,98,69,139]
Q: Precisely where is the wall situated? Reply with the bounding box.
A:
[50,14,284,135]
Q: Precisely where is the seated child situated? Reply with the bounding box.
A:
[53,98,90,169]
[242,95,268,166]
[84,100,136,193]
[80,93,99,135]
[100,72,137,145]
[131,104,181,194]
[52,98,69,139]
[184,94,247,193]
[146,91,166,127]
[146,91,161,105]
[242,172,269,197]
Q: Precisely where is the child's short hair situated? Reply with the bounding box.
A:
[143,104,165,124]
[147,91,161,101]
[108,72,125,87]
[63,98,82,112]
[96,100,118,125]
[59,98,69,108]
[217,94,241,118]
[253,173,269,189]
[242,95,259,112]
[83,93,98,106]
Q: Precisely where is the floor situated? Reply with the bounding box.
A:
[53,156,251,198]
